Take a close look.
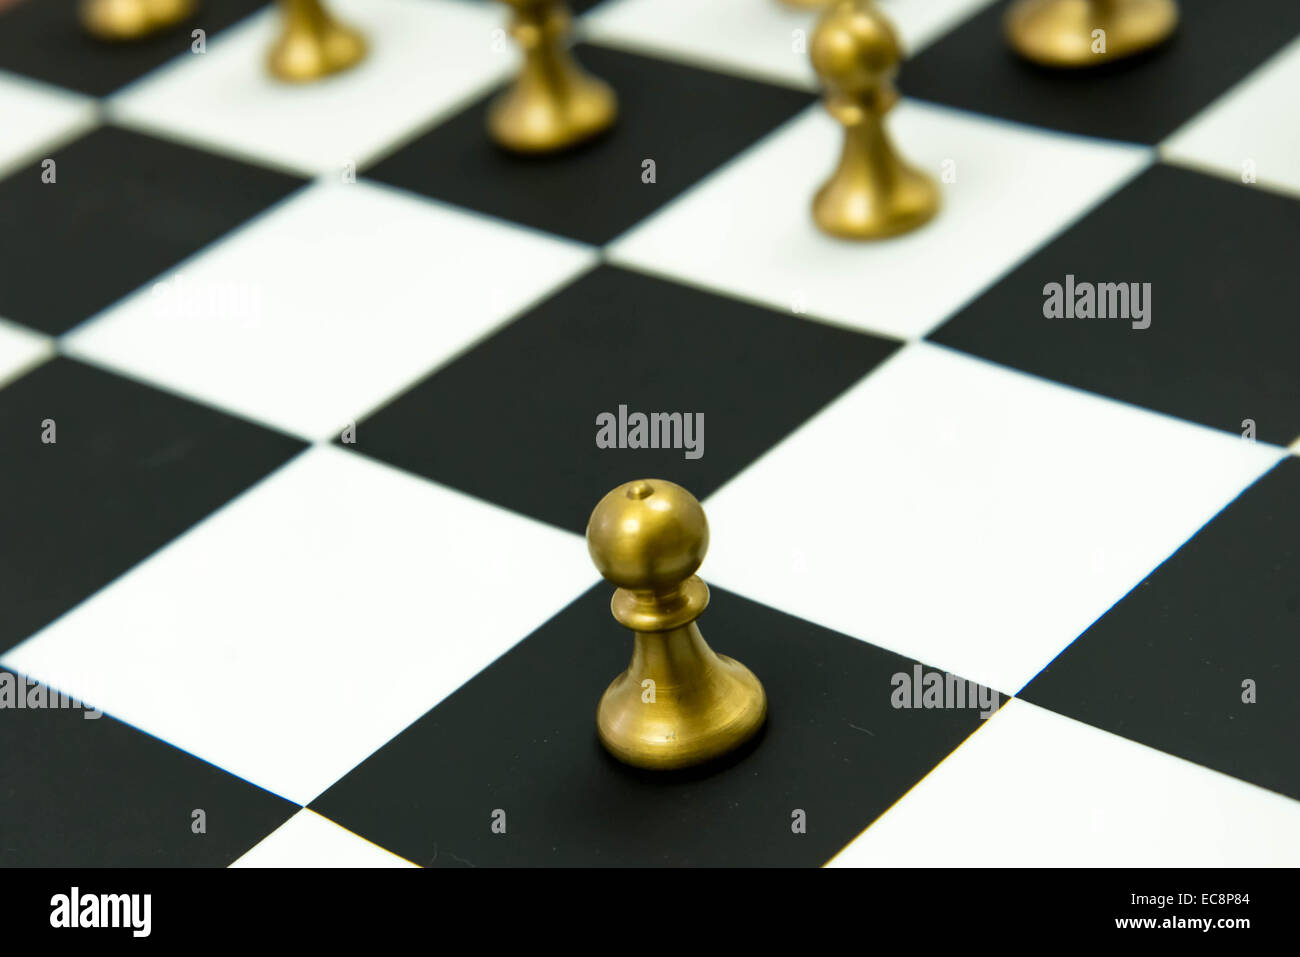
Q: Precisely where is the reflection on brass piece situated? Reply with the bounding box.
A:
[778,0,835,8]
[810,1,939,240]
[587,479,766,771]
[1005,0,1178,67]
[268,0,367,83]
[489,0,617,153]
[80,0,196,41]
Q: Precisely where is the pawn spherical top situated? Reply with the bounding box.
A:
[810,0,903,98]
[587,479,708,593]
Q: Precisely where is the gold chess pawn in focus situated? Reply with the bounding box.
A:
[489,0,617,153]
[810,0,939,240]
[80,0,196,41]
[1005,0,1179,67]
[268,0,367,83]
[587,480,766,771]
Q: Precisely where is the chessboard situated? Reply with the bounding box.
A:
[1,0,1298,869]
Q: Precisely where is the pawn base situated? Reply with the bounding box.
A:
[268,12,367,83]
[597,624,766,771]
[813,161,939,241]
[1005,0,1179,68]
[80,0,196,42]
[487,70,617,154]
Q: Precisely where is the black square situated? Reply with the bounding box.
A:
[929,164,1300,445]
[0,0,269,97]
[311,584,1005,867]
[363,44,815,244]
[902,0,1300,144]
[1022,457,1300,801]
[0,358,305,655]
[0,668,296,866]
[0,125,305,335]
[343,265,898,534]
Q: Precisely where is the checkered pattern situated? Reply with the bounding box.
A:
[1,0,1298,867]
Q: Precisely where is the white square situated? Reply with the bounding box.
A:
[0,316,54,388]
[584,0,996,89]
[64,179,596,441]
[701,343,1285,694]
[1162,34,1300,199]
[0,70,96,177]
[609,101,1151,340]
[0,445,596,805]
[828,699,1300,866]
[109,0,514,176]
[231,809,417,867]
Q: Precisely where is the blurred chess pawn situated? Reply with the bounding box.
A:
[267,0,367,83]
[1005,0,1179,67]
[489,0,617,153]
[80,0,195,41]
[777,0,835,8]
[810,0,938,240]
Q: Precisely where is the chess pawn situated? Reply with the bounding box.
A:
[587,480,766,771]
[489,0,617,153]
[810,1,938,239]
[1005,0,1179,67]
[80,0,196,41]
[267,0,367,83]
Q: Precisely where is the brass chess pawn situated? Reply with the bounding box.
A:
[489,0,618,153]
[267,0,367,83]
[587,480,766,771]
[1005,0,1179,68]
[810,1,939,240]
[80,0,197,41]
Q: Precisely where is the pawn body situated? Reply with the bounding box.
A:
[80,0,196,41]
[268,0,367,83]
[588,480,766,770]
[810,1,938,240]
[813,88,939,239]
[598,612,767,771]
[489,0,617,153]
[1005,0,1179,67]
